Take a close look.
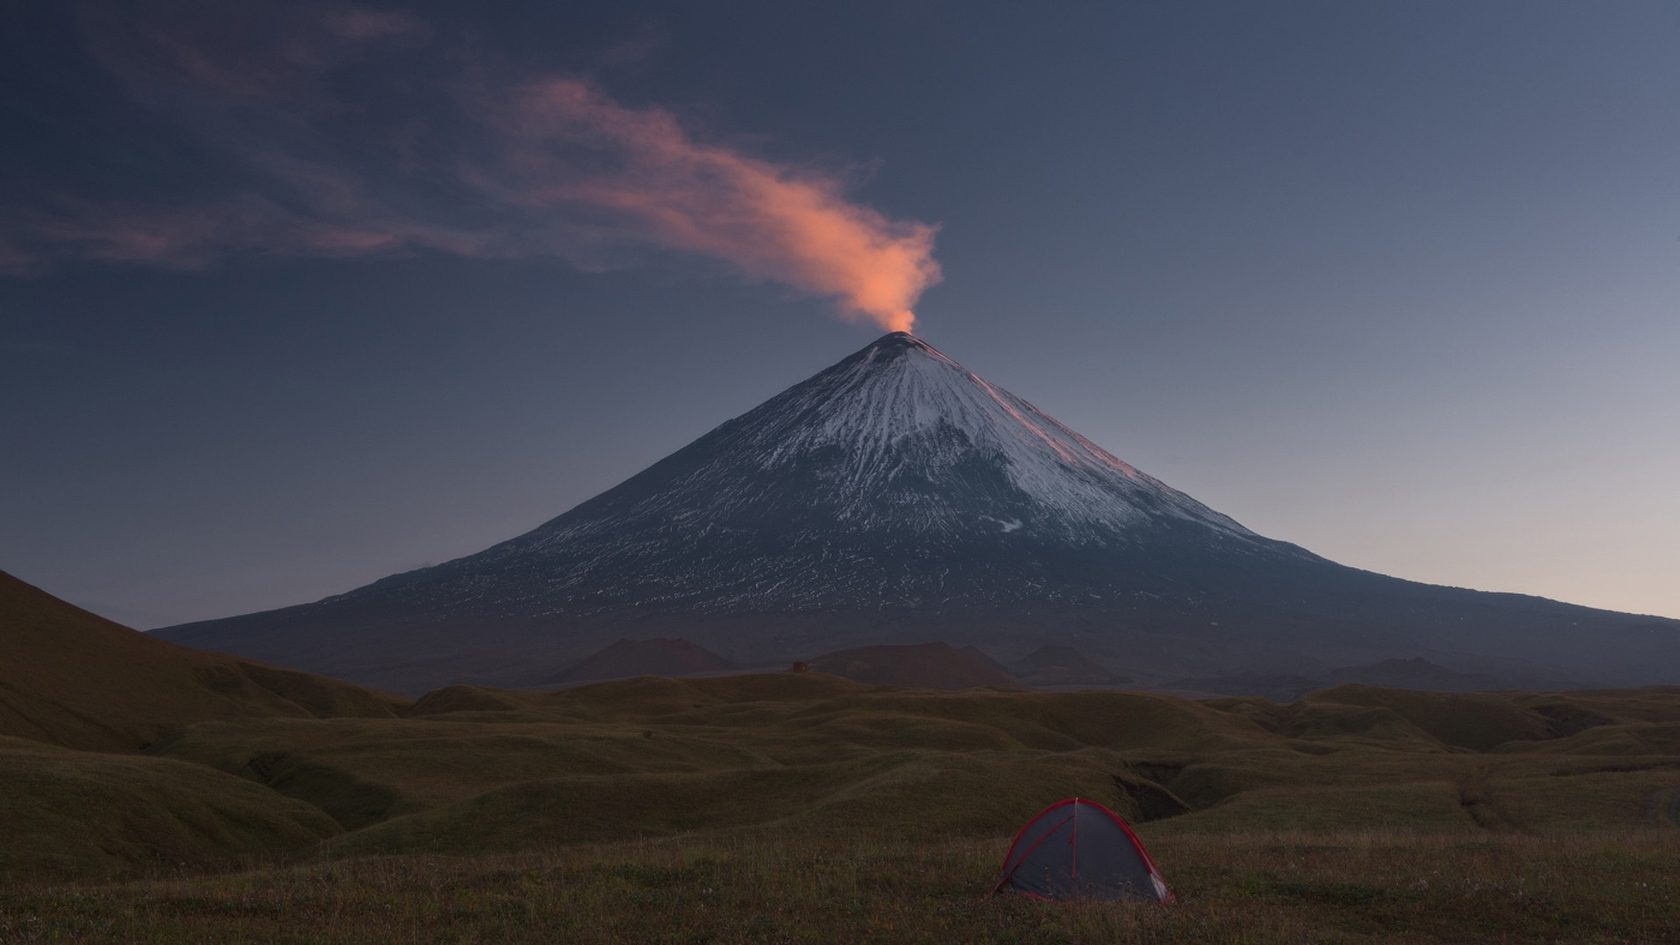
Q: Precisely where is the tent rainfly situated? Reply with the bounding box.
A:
[991,797,1173,902]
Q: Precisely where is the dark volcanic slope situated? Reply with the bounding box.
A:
[0,571,399,751]
[156,333,1680,693]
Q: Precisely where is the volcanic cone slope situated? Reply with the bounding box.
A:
[158,333,1680,692]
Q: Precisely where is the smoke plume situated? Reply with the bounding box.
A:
[2,4,941,330]
[503,79,938,332]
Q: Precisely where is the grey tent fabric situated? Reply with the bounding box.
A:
[992,797,1172,902]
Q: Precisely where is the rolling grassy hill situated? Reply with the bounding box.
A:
[0,736,339,883]
[2,670,1678,942]
[0,573,403,883]
[0,571,401,752]
[87,669,1680,869]
[5,576,1679,940]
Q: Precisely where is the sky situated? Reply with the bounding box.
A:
[2,0,1676,628]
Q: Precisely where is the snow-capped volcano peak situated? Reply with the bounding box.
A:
[402,331,1289,606]
[157,329,1680,695]
[687,330,1259,543]
[457,330,1279,616]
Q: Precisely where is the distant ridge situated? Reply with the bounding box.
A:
[1171,657,1573,702]
[1015,645,1132,687]
[805,642,1022,690]
[551,638,734,684]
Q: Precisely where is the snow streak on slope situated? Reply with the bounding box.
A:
[516,332,1262,553]
[750,333,1256,538]
[318,331,1295,622]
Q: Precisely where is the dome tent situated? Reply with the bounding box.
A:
[991,797,1173,902]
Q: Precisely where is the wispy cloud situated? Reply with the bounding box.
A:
[6,3,940,330]
[0,237,38,276]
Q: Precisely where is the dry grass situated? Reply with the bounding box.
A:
[4,830,1678,944]
[0,738,338,884]
[6,663,1680,941]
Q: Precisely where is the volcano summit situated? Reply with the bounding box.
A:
[159,332,1680,692]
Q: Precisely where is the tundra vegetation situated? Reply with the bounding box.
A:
[5,669,1680,944]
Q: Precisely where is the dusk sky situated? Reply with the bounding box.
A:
[3,0,1676,628]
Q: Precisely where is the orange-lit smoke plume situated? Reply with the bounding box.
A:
[8,8,941,329]
[505,80,940,332]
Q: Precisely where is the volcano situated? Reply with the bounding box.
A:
[157,332,1680,692]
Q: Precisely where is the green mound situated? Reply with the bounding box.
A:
[325,746,1135,857]
[1304,685,1552,750]
[0,738,337,883]
[403,685,529,716]
[134,676,1680,862]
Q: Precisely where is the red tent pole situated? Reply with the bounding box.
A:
[989,809,1078,894]
[1070,797,1079,882]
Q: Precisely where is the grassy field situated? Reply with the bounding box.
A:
[5,830,1677,944]
[4,672,1680,942]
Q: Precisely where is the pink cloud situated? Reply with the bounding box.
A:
[0,239,39,277]
[322,8,426,41]
[77,2,429,100]
[18,195,504,271]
